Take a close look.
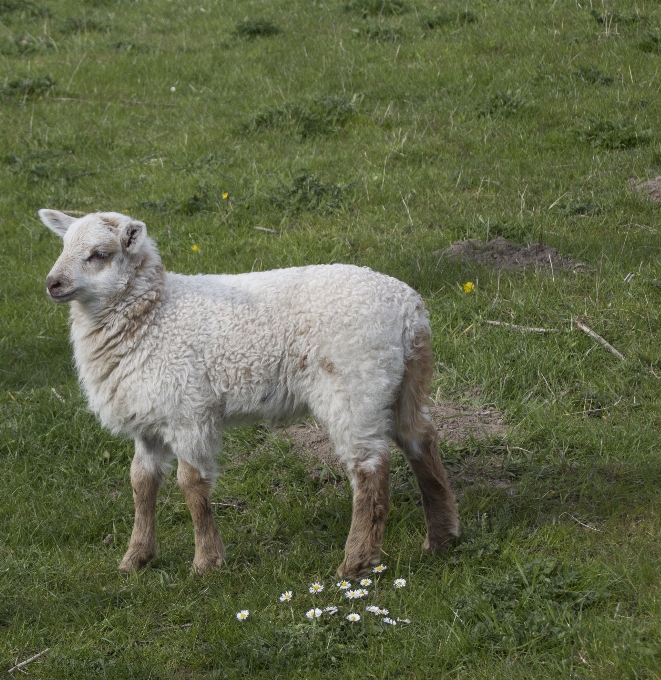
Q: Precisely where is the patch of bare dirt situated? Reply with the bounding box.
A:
[279,402,507,473]
[439,237,586,272]
[631,176,661,202]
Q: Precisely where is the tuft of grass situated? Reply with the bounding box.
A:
[420,9,478,30]
[5,149,91,183]
[269,173,355,214]
[232,17,281,39]
[0,33,56,56]
[0,74,54,96]
[479,89,526,117]
[343,0,408,18]
[352,24,404,42]
[0,0,47,17]
[243,95,358,139]
[576,118,652,150]
[59,16,110,34]
[140,183,226,215]
[590,8,643,26]
[639,32,661,54]
[572,65,614,86]
[556,198,601,216]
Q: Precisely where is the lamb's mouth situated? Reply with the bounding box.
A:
[48,289,77,302]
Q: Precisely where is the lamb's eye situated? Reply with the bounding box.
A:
[88,251,109,262]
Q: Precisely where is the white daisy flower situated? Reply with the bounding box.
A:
[309,583,324,594]
[336,580,351,590]
[373,564,387,573]
[360,578,372,587]
[397,618,411,624]
[236,610,249,621]
[324,606,339,615]
[306,608,322,619]
[345,590,359,599]
[383,617,397,625]
[394,578,406,589]
[279,591,293,602]
[365,605,381,615]
[346,612,361,622]
[356,589,368,598]
[379,608,389,616]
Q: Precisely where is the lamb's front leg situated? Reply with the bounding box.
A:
[119,439,164,573]
[337,453,391,578]
[177,460,225,575]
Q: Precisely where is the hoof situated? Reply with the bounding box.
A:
[119,547,156,573]
[192,548,225,576]
[336,554,380,579]
[422,532,457,555]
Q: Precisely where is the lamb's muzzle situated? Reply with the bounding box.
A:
[39,208,459,577]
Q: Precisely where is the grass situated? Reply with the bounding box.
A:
[2,0,661,677]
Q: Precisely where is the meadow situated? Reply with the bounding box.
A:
[2,0,661,676]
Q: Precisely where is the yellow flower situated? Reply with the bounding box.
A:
[462,282,475,293]
[191,245,200,252]
[222,192,229,200]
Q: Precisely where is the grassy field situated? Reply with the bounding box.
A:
[2,0,661,676]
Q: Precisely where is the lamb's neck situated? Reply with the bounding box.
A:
[70,252,166,382]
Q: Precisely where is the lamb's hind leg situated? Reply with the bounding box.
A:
[119,437,170,573]
[177,460,225,575]
[336,450,391,578]
[394,333,459,553]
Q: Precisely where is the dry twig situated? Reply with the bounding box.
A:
[119,99,176,108]
[483,320,557,333]
[8,648,51,674]
[253,226,277,234]
[573,317,625,361]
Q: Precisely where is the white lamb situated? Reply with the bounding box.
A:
[40,209,459,577]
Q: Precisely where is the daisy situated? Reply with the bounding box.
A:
[394,578,406,589]
[336,580,351,590]
[356,589,368,598]
[345,590,359,599]
[397,618,411,624]
[383,617,397,625]
[359,578,372,587]
[379,608,389,616]
[309,583,324,594]
[373,564,387,573]
[346,612,361,622]
[279,591,293,602]
[306,608,322,619]
[365,605,381,615]
[324,606,339,615]
[236,610,249,621]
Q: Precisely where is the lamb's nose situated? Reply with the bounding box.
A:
[46,274,62,294]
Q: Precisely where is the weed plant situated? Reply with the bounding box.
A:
[2,0,661,677]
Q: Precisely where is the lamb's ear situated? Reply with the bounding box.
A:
[119,219,146,254]
[38,209,76,238]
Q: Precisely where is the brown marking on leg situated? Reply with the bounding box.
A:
[320,357,336,374]
[394,329,459,553]
[177,460,225,575]
[119,458,160,573]
[337,456,390,578]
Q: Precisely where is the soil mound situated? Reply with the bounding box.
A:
[631,176,661,203]
[440,237,586,272]
[279,402,506,471]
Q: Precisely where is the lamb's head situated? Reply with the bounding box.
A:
[40,209,152,304]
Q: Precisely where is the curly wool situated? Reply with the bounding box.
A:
[45,212,431,483]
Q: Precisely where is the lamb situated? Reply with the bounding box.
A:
[40,209,459,577]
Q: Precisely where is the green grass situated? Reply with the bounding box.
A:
[2,0,661,676]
